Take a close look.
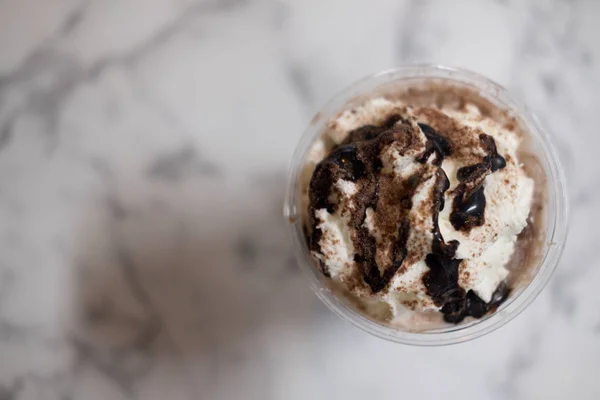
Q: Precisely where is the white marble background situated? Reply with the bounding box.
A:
[0,0,598,399]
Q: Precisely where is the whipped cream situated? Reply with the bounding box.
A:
[305,97,534,326]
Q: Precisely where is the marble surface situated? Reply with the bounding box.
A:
[0,0,598,399]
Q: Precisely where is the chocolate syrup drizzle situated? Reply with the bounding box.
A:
[308,117,509,323]
[450,134,507,232]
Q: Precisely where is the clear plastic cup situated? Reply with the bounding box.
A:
[284,65,569,345]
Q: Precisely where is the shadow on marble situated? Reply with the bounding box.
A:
[66,171,333,395]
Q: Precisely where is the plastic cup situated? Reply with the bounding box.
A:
[284,65,568,345]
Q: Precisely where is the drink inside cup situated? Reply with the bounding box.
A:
[293,75,550,333]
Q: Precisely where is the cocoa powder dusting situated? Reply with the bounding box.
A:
[303,81,547,327]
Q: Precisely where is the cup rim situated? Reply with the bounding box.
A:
[284,64,569,346]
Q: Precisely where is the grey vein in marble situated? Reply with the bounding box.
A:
[146,146,221,182]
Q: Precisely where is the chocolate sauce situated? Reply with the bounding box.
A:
[341,114,403,145]
[419,134,507,323]
[423,170,470,323]
[329,145,365,181]
[451,134,506,231]
[308,117,512,323]
[450,185,486,231]
[417,123,452,165]
[456,163,485,182]
[491,154,506,171]
[358,220,411,293]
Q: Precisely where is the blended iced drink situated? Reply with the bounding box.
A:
[286,67,567,340]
